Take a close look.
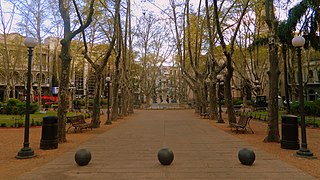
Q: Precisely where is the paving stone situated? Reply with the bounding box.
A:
[17,110,316,179]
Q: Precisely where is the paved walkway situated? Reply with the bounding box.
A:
[18,109,315,179]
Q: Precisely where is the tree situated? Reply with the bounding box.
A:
[81,0,117,128]
[286,0,319,51]
[213,0,250,124]
[204,0,219,120]
[277,0,320,113]
[0,2,20,102]
[170,0,211,117]
[58,0,95,142]
[236,0,269,104]
[8,0,54,109]
[133,12,173,106]
[264,0,280,142]
[122,0,134,115]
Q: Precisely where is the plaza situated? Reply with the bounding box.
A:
[1,109,318,179]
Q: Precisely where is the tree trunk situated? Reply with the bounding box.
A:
[91,71,102,128]
[225,60,236,124]
[282,45,291,113]
[111,81,119,121]
[58,0,95,142]
[208,79,218,120]
[264,0,280,142]
[57,41,71,143]
[111,65,120,121]
[194,88,201,113]
[5,85,10,101]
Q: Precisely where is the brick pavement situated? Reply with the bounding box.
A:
[18,109,315,179]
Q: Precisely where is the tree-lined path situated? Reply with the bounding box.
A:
[18,109,314,179]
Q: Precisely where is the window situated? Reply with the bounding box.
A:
[13,71,20,84]
[308,70,313,81]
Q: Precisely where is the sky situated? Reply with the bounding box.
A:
[131,0,301,20]
[131,0,200,18]
[1,0,301,34]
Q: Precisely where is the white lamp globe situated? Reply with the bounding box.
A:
[24,37,37,48]
[292,36,305,47]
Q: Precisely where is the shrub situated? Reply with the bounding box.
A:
[304,101,316,116]
[36,121,42,126]
[0,102,3,113]
[233,99,243,105]
[101,99,110,106]
[17,122,24,127]
[89,99,94,106]
[0,123,6,127]
[74,99,85,109]
[16,102,26,115]
[290,101,318,116]
[314,99,320,116]
[74,99,85,106]
[31,119,36,126]
[6,98,20,106]
[30,103,39,114]
[2,98,21,115]
[2,100,38,115]
[290,101,300,114]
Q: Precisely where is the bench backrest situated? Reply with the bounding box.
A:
[238,115,250,126]
[66,115,86,124]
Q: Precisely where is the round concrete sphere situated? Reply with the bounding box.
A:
[238,148,255,166]
[75,149,91,166]
[158,148,174,165]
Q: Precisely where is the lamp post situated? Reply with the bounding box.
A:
[217,75,225,123]
[232,85,235,101]
[292,36,313,157]
[105,76,112,125]
[16,37,37,159]
[118,88,123,118]
[69,81,76,111]
[254,80,260,96]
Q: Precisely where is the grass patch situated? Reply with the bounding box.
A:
[242,110,320,126]
[0,111,83,127]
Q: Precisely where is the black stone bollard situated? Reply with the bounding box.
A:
[157,147,174,165]
[238,148,255,166]
[75,149,91,166]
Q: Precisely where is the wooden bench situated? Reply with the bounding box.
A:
[230,115,254,134]
[200,112,209,119]
[66,115,92,133]
[234,105,242,112]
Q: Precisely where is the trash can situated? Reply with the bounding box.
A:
[280,115,299,150]
[40,116,58,150]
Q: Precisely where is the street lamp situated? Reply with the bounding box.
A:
[69,81,76,111]
[231,85,235,100]
[292,36,314,157]
[105,76,112,125]
[217,74,225,123]
[254,80,260,96]
[16,37,37,159]
[118,88,123,118]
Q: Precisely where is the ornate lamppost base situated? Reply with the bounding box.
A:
[296,148,315,159]
[16,147,37,159]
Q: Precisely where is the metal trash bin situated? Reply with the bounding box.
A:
[40,116,58,150]
[280,115,299,150]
